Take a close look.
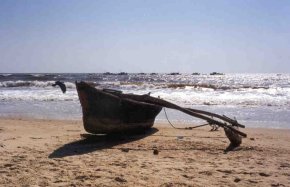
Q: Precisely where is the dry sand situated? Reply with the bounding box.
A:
[0,118,289,187]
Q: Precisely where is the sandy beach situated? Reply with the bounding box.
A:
[0,118,289,187]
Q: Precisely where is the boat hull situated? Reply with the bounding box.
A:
[76,82,162,134]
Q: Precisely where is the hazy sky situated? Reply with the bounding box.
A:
[1,0,290,73]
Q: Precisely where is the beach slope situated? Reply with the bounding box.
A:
[1,118,289,186]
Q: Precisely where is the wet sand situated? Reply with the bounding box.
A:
[0,118,289,186]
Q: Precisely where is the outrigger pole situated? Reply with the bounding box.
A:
[116,93,247,138]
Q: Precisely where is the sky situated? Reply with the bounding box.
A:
[0,0,290,73]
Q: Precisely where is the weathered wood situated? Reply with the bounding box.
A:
[186,108,245,128]
[224,127,242,146]
[76,82,162,134]
[76,81,247,146]
[224,126,242,152]
[113,93,247,137]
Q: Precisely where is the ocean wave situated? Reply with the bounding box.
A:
[30,74,45,77]
[0,85,289,107]
[107,82,273,92]
[1,73,290,107]
[0,74,12,77]
[0,89,78,102]
[0,81,76,88]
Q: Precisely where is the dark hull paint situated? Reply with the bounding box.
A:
[76,82,162,134]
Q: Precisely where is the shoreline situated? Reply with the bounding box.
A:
[1,116,290,130]
[1,118,289,186]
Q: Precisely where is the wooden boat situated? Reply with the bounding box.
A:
[76,81,162,134]
[75,81,247,150]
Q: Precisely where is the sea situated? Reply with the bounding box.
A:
[0,73,289,129]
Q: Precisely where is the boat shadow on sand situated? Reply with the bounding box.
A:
[49,128,158,158]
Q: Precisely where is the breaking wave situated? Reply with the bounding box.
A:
[0,73,289,107]
[0,81,76,88]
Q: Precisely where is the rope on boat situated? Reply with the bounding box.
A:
[163,108,209,130]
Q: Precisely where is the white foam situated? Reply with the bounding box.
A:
[0,81,76,88]
[0,74,290,107]
[0,88,78,101]
[123,86,290,107]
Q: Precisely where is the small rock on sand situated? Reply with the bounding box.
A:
[280,163,290,168]
[115,177,127,183]
[259,172,271,177]
[271,183,285,187]
[121,148,129,152]
[4,164,13,168]
[234,178,241,183]
[153,149,159,155]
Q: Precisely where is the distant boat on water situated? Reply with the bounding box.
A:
[167,72,181,75]
[103,72,128,75]
[103,72,114,75]
[117,72,128,75]
[210,72,224,75]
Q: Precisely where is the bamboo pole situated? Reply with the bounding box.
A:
[186,108,245,128]
[117,94,247,138]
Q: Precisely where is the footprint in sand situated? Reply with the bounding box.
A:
[4,137,16,141]
[271,183,286,187]
[115,177,127,183]
[248,179,258,184]
[234,178,241,183]
[259,172,271,177]
[216,169,233,174]
[30,137,43,139]
[182,174,194,179]
[4,163,13,168]
[280,163,290,168]
[198,170,213,176]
